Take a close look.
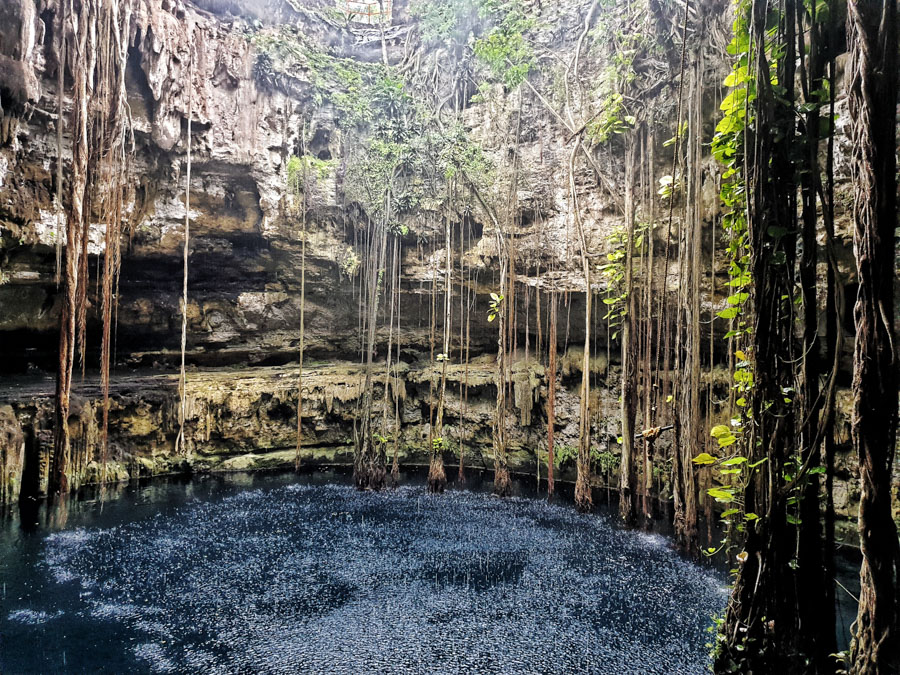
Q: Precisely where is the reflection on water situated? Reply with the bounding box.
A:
[1,470,726,673]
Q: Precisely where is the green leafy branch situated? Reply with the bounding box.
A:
[487,292,504,322]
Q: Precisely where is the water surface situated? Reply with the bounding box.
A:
[1,471,725,673]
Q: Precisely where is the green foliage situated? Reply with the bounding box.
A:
[432,436,458,456]
[410,0,477,45]
[487,292,504,322]
[339,249,361,277]
[300,39,492,229]
[286,155,304,194]
[663,120,687,148]
[711,0,755,346]
[586,90,635,143]
[657,174,679,200]
[251,26,309,87]
[597,223,650,339]
[553,444,578,468]
[591,447,619,474]
[706,610,727,662]
[411,0,536,90]
[257,2,501,241]
[584,21,642,143]
[472,0,535,89]
[286,154,334,197]
[702,0,757,542]
[438,122,491,182]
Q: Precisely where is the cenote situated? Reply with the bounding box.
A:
[1,0,897,671]
[1,471,726,673]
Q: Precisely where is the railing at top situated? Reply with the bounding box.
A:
[336,0,393,26]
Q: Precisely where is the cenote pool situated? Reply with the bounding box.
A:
[1,471,727,673]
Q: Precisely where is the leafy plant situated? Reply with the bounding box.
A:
[590,447,619,475]
[487,292,504,322]
[410,0,477,45]
[553,444,578,468]
[472,0,535,89]
[597,222,649,339]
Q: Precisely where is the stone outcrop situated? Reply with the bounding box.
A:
[0,356,602,494]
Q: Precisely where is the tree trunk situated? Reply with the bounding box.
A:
[569,137,592,513]
[354,215,388,491]
[493,246,512,498]
[847,1,900,671]
[795,2,835,665]
[673,64,701,554]
[547,291,557,498]
[618,141,637,524]
[716,1,803,669]
[428,202,452,494]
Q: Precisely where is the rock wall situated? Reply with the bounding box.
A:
[0,0,893,539]
[0,357,608,492]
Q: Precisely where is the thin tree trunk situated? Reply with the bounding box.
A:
[391,238,402,487]
[295,122,308,471]
[55,1,67,285]
[618,140,637,525]
[570,141,592,513]
[642,123,655,525]
[354,196,390,489]
[673,63,701,554]
[428,198,451,493]
[795,2,835,665]
[52,2,92,494]
[547,291,557,498]
[176,53,193,457]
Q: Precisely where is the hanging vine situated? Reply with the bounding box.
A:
[52,0,134,493]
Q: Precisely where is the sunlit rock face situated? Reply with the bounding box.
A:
[0,0,695,372]
[2,476,726,673]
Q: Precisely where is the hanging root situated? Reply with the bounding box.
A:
[493,464,512,497]
[574,462,593,512]
[427,448,447,494]
[390,440,399,488]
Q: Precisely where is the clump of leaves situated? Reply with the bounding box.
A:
[410,0,478,45]
[472,0,535,89]
[553,444,578,468]
[487,292,504,322]
[597,222,650,339]
[590,447,619,475]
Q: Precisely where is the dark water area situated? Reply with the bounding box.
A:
[1,470,728,673]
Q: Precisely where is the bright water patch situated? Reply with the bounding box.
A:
[4,481,725,673]
[6,608,64,625]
